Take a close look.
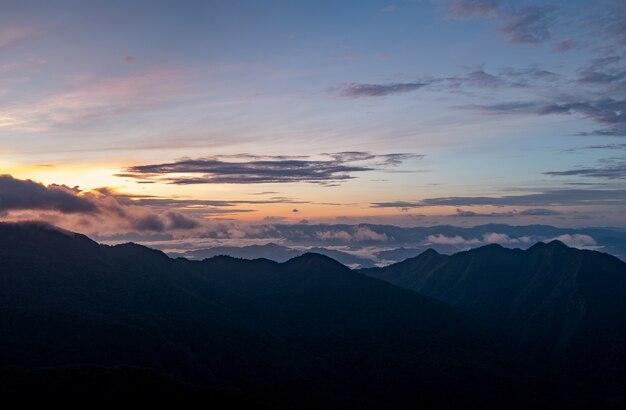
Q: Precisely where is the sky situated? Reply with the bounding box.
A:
[1,0,625,246]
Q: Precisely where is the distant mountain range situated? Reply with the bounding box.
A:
[169,242,376,268]
[2,222,625,407]
[105,223,626,266]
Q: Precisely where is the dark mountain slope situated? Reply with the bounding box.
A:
[360,241,626,397]
[0,222,579,407]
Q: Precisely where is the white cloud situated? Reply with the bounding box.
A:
[315,230,352,242]
[482,232,517,244]
[550,234,597,249]
[353,226,389,242]
[425,234,481,245]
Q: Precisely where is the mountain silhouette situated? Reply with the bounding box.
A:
[360,241,626,399]
[169,242,375,268]
[0,222,592,407]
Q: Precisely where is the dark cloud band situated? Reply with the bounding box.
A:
[372,189,626,208]
[117,152,419,185]
[0,175,97,213]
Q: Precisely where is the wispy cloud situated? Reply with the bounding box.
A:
[335,65,554,99]
[452,208,561,217]
[463,98,626,136]
[372,189,626,208]
[0,70,183,131]
[337,82,429,97]
[0,26,37,49]
[567,143,626,152]
[444,0,557,45]
[545,160,626,180]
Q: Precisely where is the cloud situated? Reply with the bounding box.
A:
[482,232,514,244]
[499,66,560,81]
[109,195,306,208]
[426,234,481,245]
[117,152,418,185]
[454,209,508,217]
[445,0,557,45]
[550,234,597,249]
[132,214,166,232]
[378,153,424,165]
[0,175,97,214]
[567,143,626,152]
[327,152,424,166]
[0,70,182,131]
[463,98,626,136]
[313,226,390,243]
[315,230,353,242]
[263,216,287,222]
[372,189,626,208]
[426,232,531,246]
[371,201,423,209]
[0,26,36,49]
[452,208,561,217]
[336,67,536,99]
[545,161,626,180]
[0,175,206,234]
[517,208,562,216]
[337,82,429,97]
[578,69,626,85]
[421,190,626,207]
[165,211,200,230]
[353,226,389,242]
[594,3,626,50]
[447,0,499,18]
[554,39,575,52]
[497,5,556,44]
[119,157,370,185]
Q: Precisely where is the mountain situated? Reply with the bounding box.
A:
[170,242,376,268]
[375,247,426,263]
[360,241,626,399]
[169,242,302,261]
[0,222,580,407]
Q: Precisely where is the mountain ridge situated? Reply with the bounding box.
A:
[2,222,572,407]
[360,238,626,397]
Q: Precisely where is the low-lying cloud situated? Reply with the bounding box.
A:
[0,175,206,234]
[549,234,597,249]
[0,175,97,214]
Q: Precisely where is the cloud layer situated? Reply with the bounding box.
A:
[372,189,626,208]
[0,175,96,214]
[0,175,207,233]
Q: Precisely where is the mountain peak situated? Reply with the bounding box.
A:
[545,239,568,248]
[473,243,505,253]
[528,240,569,252]
[285,252,349,271]
[255,242,285,249]
[419,248,440,257]
[0,221,98,250]
[288,252,339,263]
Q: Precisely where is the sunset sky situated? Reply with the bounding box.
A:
[1,0,625,243]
